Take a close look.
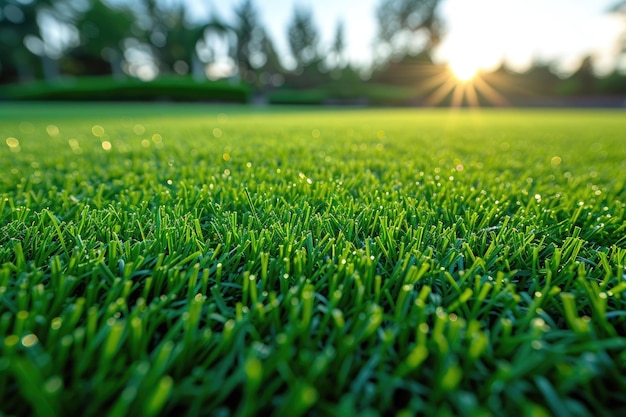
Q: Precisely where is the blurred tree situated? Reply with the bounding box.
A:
[255,29,285,90]
[0,0,67,83]
[521,61,561,95]
[232,0,265,81]
[597,70,626,94]
[329,20,346,73]
[375,0,442,62]
[480,61,524,98]
[610,1,626,72]
[287,6,320,70]
[138,0,230,79]
[65,0,136,77]
[566,56,596,95]
[0,0,37,83]
[259,30,284,76]
[612,1,626,14]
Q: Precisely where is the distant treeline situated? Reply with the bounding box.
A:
[1,0,626,104]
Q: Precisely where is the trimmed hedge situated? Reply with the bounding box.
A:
[268,82,416,106]
[0,76,252,102]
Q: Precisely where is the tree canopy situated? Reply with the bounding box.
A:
[0,0,625,100]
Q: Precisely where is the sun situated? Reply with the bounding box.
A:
[449,60,480,82]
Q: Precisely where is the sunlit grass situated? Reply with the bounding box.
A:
[1,104,625,416]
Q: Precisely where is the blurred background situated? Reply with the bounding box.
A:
[1,0,625,106]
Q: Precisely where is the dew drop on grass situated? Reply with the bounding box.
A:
[46,125,59,137]
[91,125,104,137]
[532,318,545,328]
[51,317,62,330]
[102,141,112,151]
[133,124,145,135]
[44,376,63,394]
[21,334,38,347]
[6,137,19,148]
[4,335,19,348]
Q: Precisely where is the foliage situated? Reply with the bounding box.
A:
[597,71,626,94]
[0,77,251,102]
[375,0,442,60]
[0,0,60,83]
[136,0,230,76]
[65,0,136,76]
[268,82,415,105]
[287,6,320,70]
[233,0,264,76]
[1,0,625,98]
[1,105,625,416]
[329,20,347,71]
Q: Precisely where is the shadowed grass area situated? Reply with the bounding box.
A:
[1,104,625,416]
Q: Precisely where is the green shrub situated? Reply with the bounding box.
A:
[0,76,251,102]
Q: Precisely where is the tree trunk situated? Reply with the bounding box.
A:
[109,51,124,80]
[41,55,59,82]
[192,53,205,82]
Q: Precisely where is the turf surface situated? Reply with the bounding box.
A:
[1,104,625,416]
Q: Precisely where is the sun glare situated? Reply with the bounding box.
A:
[449,61,479,82]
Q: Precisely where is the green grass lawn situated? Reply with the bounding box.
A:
[1,103,625,417]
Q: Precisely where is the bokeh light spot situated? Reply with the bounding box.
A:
[46,125,60,137]
[134,124,146,135]
[91,125,105,137]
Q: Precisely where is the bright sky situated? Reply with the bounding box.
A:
[189,0,624,75]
